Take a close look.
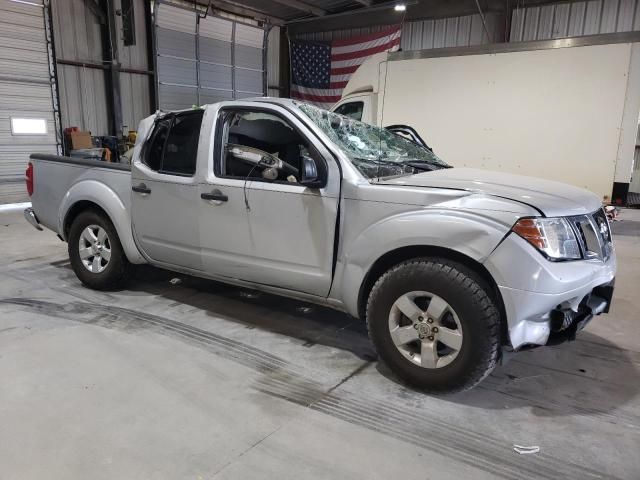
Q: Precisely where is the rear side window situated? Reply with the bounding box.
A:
[144,118,170,171]
[143,111,204,176]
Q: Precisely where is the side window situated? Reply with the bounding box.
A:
[161,112,203,176]
[218,110,318,183]
[144,118,170,171]
[333,101,364,121]
[142,111,204,176]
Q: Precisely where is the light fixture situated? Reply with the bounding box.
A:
[394,3,407,12]
[10,118,47,135]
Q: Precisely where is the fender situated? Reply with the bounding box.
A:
[333,208,514,317]
[59,180,146,264]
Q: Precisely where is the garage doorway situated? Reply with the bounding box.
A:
[0,0,60,204]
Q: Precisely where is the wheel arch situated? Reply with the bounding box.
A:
[60,185,145,265]
[63,200,109,238]
[356,245,508,345]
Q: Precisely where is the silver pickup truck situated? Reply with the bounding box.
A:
[24,98,616,392]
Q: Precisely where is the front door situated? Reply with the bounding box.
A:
[199,103,340,297]
[131,110,204,271]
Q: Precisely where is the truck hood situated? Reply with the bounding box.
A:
[377,167,601,217]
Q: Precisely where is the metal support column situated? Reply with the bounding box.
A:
[105,0,123,138]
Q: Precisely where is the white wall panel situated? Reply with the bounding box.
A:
[381,43,636,198]
[117,0,150,71]
[52,0,151,135]
[57,64,110,136]
[121,72,151,131]
[199,15,232,41]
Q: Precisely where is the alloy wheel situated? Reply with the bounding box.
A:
[78,225,111,273]
[388,291,463,369]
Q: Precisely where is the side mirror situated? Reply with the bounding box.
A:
[299,155,326,188]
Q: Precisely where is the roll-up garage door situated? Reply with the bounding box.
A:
[155,2,266,110]
[0,0,59,204]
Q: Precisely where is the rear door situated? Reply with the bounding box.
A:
[131,110,204,270]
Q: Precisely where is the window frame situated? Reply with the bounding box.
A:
[213,106,328,186]
[333,101,364,121]
[142,110,204,178]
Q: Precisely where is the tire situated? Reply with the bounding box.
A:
[366,258,500,393]
[68,210,129,290]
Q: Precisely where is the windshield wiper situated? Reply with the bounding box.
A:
[403,160,452,170]
[403,162,433,171]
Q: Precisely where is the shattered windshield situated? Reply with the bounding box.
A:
[297,102,450,180]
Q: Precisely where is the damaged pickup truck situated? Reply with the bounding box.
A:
[24,98,616,392]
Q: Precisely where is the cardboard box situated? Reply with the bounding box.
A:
[69,131,92,150]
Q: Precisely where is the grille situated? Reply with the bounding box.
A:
[570,208,612,261]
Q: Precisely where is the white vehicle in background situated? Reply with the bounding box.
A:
[331,33,640,202]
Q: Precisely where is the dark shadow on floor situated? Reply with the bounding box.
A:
[121,264,377,362]
[44,261,640,420]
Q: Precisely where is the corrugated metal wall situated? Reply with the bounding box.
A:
[511,0,640,41]
[294,13,502,48]
[0,0,59,203]
[52,0,151,135]
[401,13,503,49]
[117,0,152,131]
[155,2,266,110]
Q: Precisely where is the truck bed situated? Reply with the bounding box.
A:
[29,154,132,236]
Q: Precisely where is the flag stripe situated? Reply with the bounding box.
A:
[291,85,343,98]
[330,73,352,83]
[331,30,401,55]
[291,92,341,104]
[331,25,401,47]
[330,65,360,75]
[331,37,401,61]
[330,80,349,89]
[330,57,368,69]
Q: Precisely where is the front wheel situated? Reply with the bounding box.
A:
[68,210,129,290]
[366,258,501,393]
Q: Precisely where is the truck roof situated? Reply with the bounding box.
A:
[153,97,305,118]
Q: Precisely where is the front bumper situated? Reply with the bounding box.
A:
[24,207,43,231]
[484,233,616,349]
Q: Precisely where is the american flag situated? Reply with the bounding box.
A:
[290,26,402,109]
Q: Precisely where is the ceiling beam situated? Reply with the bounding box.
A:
[211,0,286,24]
[353,0,373,5]
[268,0,327,16]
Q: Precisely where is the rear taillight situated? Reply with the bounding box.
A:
[25,162,33,196]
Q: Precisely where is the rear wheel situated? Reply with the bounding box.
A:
[366,258,500,393]
[68,210,129,290]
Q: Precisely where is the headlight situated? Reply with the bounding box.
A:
[512,217,581,260]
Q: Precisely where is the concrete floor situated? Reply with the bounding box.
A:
[1,206,639,480]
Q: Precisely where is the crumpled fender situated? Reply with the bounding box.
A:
[334,208,512,317]
[58,179,145,264]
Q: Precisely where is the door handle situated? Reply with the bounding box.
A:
[201,190,228,203]
[132,184,151,194]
